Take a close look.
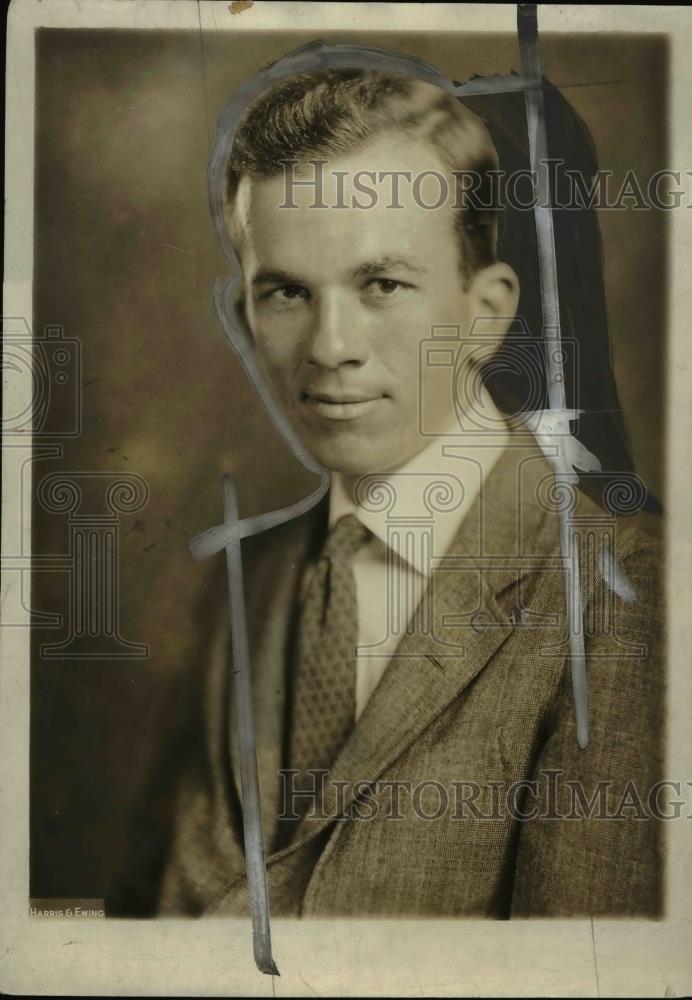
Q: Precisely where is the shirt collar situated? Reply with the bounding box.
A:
[329,386,509,577]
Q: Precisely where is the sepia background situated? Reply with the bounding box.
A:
[31,28,667,911]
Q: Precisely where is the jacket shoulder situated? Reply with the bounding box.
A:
[567,486,663,607]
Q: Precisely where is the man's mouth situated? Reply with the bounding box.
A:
[300,389,386,421]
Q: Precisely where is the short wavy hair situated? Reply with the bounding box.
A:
[225,68,500,283]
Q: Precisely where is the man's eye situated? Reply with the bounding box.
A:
[266,284,310,303]
[363,278,410,297]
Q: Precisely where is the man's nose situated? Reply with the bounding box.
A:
[306,292,369,368]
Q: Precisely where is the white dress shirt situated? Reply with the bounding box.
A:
[329,388,509,719]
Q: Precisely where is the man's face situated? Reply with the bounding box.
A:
[232,133,512,478]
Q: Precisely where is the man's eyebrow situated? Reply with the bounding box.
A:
[251,256,428,288]
[251,268,305,288]
[353,255,428,278]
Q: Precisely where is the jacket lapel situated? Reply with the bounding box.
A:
[280,432,557,853]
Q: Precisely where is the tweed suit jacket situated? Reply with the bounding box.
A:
[158,435,664,918]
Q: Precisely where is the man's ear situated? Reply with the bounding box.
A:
[468,262,520,330]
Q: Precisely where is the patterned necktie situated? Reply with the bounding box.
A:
[288,513,371,799]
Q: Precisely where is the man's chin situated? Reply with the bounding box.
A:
[295,422,433,480]
[303,437,391,479]
[289,408,430,477]
[306,437,432,483]
[313,450,382,479]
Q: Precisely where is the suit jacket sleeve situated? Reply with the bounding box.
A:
[510,538,665,916]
